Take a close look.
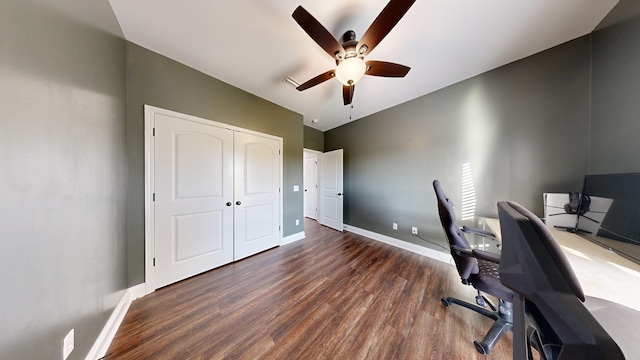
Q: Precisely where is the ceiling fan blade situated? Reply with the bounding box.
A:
[365,60,410,77]
[357,0,416,56]
[343,84,354,105]
[296,70,335,91]
[293,6,345,59]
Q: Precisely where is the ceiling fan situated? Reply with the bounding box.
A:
[292,0,415,106]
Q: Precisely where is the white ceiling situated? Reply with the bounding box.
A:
[109,0,617,131]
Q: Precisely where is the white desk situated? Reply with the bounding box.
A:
[483,218,640,312]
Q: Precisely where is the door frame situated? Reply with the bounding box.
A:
[144,105,283,294]
[303,149,321,220]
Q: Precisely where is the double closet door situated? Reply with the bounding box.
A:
[151,107,281,289]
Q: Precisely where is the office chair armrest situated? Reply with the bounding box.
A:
[462,226,497,240]
[451,245,473,256]
[471,249,500,263]
[451,245,500,263]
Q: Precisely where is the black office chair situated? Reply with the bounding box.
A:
[497,201,624,360]
[433,180,515,355]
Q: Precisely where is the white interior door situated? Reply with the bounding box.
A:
[154,113,234,288]
[304,152,318,219]
[319,149,343,231]
[234,131,281,260]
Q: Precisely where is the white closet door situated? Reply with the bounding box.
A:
[319,149,344,232]
[154,113,234,288]
[234,132,281,260]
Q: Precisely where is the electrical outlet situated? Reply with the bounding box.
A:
[63,329,74,360]
[392,223,398,230]
[296,219,299,226]
[411,226,418,235]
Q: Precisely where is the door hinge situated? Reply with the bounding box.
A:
[279,226,281,231]
[153,128,155,136]
[279,149,281,155]
[153,258,156,266]
[279,188,281,193]
[153,193,155,201]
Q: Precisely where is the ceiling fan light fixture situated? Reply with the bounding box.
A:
[283,76,301,88]
[335,57,366,86]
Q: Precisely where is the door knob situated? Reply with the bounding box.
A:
[226,202,232,206]
[236,201,242,205]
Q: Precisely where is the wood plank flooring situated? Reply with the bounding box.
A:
[106,219,513,359]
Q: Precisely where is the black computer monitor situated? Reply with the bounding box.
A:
[577,172,640,263]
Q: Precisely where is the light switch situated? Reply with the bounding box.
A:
[293,185,299,192]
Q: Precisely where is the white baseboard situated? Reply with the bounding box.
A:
[344,225,453,264]
[281,231,305,245]
[85,283,146,360]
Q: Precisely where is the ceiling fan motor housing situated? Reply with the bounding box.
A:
[340,30,360,59]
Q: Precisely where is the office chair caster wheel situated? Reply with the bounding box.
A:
[473,340,490,355]
[441,297,452,306]
[475,295,486,307]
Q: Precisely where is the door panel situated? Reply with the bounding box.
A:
[174,211,223,261]
[319,149,343,231]
[245,204,275,241]
[304,154,318,219]
[154,113,234,288]
[174,133,224,198]
[245,144,274,194]
[234,132,281,260]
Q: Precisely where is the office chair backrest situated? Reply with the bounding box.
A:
[498,201,584,301]
[497,201,624,359]
[433,180,478,281]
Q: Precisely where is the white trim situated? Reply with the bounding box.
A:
[278,138,284,246]
[303,149,320,221]
[85,283,146,360]
[303,148,322,155]
[281,231,305,245]
[144,106,155,295]
[144,105,284,292]
[344,225,453,264]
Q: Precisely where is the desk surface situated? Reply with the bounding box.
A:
[483,218,640,313]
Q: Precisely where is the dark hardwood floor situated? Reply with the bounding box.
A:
[106,218,513,359]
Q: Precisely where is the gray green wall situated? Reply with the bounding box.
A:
[304,125,324,152]
[325,37,592,250]
[126,43,304,286]
[0,0,128,359]
[590,15,640,174]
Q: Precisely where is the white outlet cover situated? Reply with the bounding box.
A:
[392,223,398,230]
[293,185,299,192]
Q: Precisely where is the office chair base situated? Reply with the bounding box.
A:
[473,317,513,355]
[474,341,489,355]
[441,296,513,355]
[440,296,498,320]
[475,293,496,310]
